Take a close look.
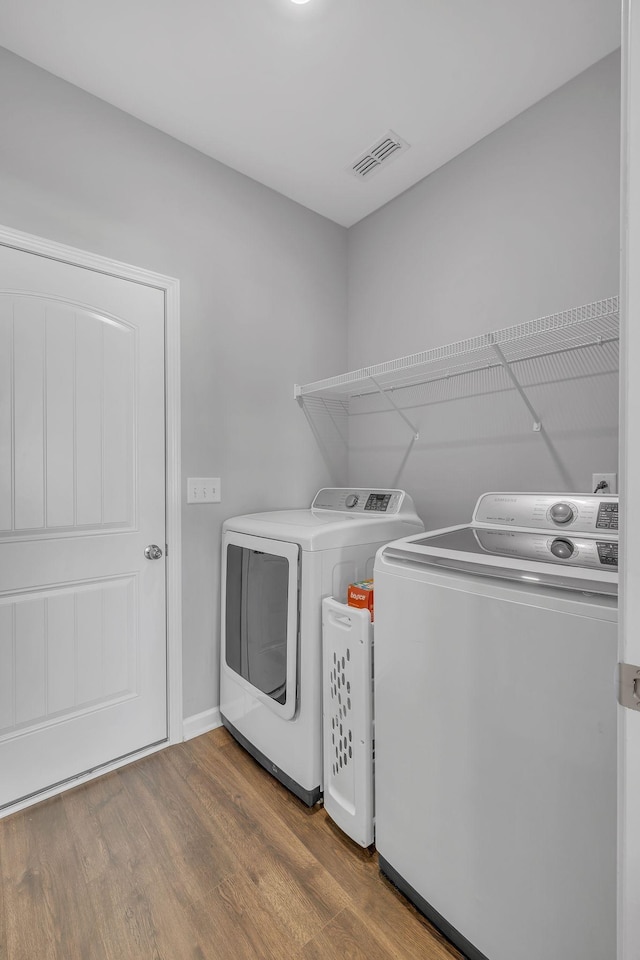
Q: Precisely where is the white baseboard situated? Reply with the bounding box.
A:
[1,708,223,819]
[182,707,222,741]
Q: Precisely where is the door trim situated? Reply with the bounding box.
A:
[619,3,640,956]
[0,224,183,800]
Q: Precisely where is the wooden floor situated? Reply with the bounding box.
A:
[0,727,463,960]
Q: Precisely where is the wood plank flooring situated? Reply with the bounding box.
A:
[0,727,463,960]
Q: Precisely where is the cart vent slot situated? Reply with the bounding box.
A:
[330,649,353,775]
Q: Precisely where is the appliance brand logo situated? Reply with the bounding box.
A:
[494,497,517,502]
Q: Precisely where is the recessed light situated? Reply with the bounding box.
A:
[291,0,312,4]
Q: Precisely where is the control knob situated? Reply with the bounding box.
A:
[549,501,575,525]
[550,538,574,560]
[345,493,359,509]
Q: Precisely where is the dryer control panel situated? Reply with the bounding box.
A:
[312,488,413,516]
[474,493,618,534]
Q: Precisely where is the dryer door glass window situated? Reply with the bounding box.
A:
[225,543,296,706]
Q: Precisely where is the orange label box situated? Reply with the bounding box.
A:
[347,579,374,621]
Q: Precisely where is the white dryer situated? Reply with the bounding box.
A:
[373,492,618,960]
[220,488,423,805]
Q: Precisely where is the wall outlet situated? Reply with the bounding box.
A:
[592,473,617,495]
[187,477,221,503]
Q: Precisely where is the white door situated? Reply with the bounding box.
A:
[0,243,167,809]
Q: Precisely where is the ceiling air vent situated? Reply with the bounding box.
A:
[349,130,410,181]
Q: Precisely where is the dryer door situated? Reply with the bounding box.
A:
[222,531,299,721]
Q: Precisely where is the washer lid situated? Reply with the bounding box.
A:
[380,525,618,596]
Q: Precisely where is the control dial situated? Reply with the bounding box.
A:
[345,493,359,509]
[549,501,575,525]
[550,538,574,560]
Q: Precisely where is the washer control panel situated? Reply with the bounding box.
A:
[474,493,618,534]
[474,529,618,569]
[595,500,618,530]
[312,488,408,515]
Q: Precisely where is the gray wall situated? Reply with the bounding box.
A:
[0,47,348,720]
[346,52,621,529]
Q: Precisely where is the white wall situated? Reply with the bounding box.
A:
[0,47,348,721]
[346,52,621,529]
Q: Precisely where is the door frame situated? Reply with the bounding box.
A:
[619,2,640,956]
[0,223,182,811]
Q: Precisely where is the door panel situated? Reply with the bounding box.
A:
[0,295,136,537]
[0,244,166,808]
[13,299,45,529]
[0,578,136,736]
[0,305,11,531]
[45,304,76,527]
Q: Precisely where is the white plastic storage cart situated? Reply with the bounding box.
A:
[321,597,374,847]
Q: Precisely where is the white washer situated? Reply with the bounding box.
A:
[220,487,423,805]
[373,492,618,960]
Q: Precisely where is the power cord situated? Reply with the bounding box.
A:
[593,480,609,494]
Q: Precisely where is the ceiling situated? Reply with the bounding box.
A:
[0,0,621,227]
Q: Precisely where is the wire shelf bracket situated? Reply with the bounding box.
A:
[489,339,542,431]
[368,375,419,439]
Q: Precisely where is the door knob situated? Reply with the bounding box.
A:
[144,544,163,560]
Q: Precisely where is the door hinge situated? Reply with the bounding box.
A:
[618,662,640,711]
[165,543,169,557]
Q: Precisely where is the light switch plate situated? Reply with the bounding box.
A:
[187,478,221,503]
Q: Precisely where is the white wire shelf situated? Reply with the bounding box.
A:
[294,297,619,403]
